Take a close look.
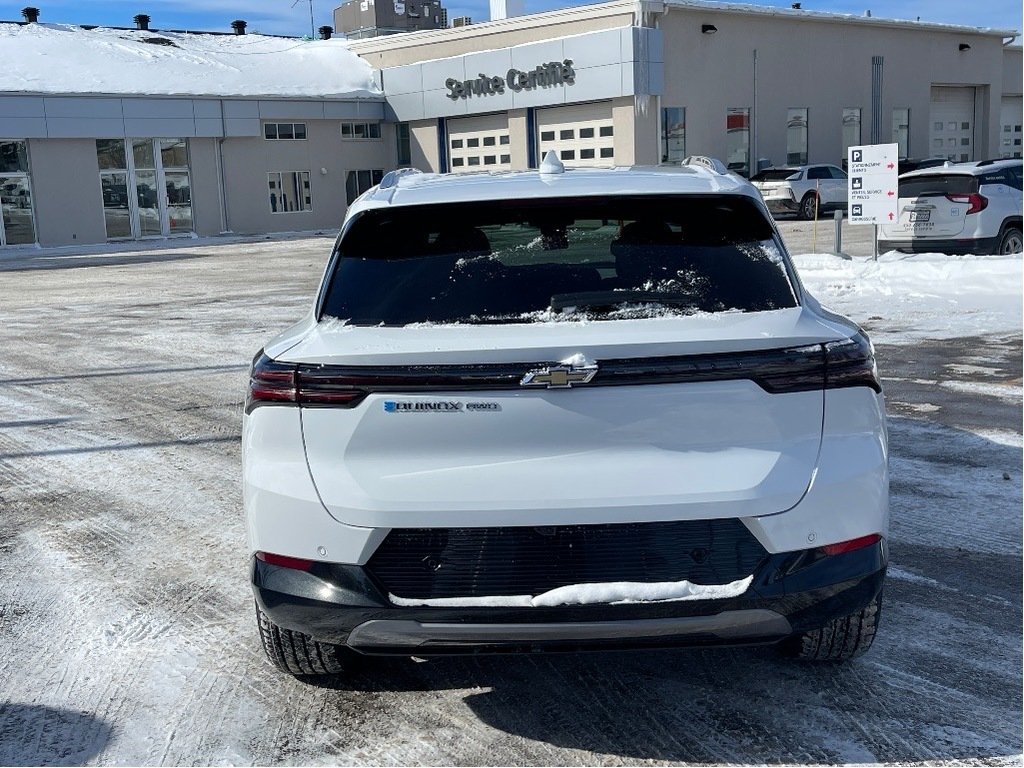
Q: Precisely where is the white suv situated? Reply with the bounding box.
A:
[244,155,889,678]
[750,164,848,220]
[879,159,1023,255]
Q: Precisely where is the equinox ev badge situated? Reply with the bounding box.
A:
[383,401,463,413]
[520,363,598,389]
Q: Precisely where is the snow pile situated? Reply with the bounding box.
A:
[389,575,753,608]
[792,251,1023,344]
[0,23,381,98]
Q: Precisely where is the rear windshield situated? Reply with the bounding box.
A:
[751,169,800,182]
[899,174,978,198]
[320,195,797,326]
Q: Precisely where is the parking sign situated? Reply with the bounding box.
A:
[847,143,899,224]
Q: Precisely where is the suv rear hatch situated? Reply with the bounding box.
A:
[272,195,864,529]
[881,172,977,240]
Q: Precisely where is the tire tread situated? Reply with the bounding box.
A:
[256,603,346,676]
[783,592,881,662]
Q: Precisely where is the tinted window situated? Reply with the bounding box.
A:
[828,166,847,179]
[980,169,1012,186]
[806,166,829,180]
[322,196,796,326]
[751,169,799,182]
[899,174,978,198]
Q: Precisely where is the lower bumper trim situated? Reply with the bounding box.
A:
[346,609,792,651]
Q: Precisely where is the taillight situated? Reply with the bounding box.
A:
[245,350,367,413]
[256,551,315,571]
[824,332,881,393]
[946,192,988,215]
[820,533,882,556]
[246,352,296,411]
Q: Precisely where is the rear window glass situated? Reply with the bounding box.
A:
[751,169,800,182]
[899,174,978,198]
[321,196,797,326]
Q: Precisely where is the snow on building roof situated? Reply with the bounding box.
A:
[0,23,383,99]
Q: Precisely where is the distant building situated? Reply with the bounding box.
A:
[334,0,448,40]
[451,15,472,27]
[489,0,524,22]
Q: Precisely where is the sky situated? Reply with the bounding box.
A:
[0,0,1019,38]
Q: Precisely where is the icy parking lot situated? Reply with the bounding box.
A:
[0,227,1020,765]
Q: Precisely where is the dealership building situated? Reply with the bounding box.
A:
[0,0,1020,249]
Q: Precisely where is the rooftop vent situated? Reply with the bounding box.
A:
[231,19,247,35]
[318,25,333,39]
[133,13,150,29]
[21,7,39,22]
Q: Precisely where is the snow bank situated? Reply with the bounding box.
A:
[792,251,1023,344]
[389,575,753,608]
[0,23,381,98]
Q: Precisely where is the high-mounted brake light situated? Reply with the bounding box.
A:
[824,332,882,393]
[820,533,882,556]
[946,192,988,216]
[245,351,368,413]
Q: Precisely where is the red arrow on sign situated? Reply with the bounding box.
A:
[888,212,895,220]
[887,162,895,169]
[887,190,895,197]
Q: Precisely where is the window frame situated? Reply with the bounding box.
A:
[268,170,313,214]
[263,122,308,141]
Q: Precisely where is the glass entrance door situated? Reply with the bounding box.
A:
[97,138,192,240]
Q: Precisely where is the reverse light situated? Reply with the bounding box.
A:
[820,533,882,556]
[946,192,988,215]
[256,551,315,571]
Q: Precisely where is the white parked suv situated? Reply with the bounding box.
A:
[243,155,889,678]
[879,159,1023,255]
[751,164,848,220]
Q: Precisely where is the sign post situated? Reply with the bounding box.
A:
[847,143,899,261]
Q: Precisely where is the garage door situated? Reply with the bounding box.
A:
[930,86,976,162]
[447,114,512,174]
[1000,96,1022,159]
[536,103,615,168]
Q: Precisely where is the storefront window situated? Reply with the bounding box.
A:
[396,123,412,166]
[661,107,686,164]
[786,108,808,165]
[726,108,750,177]
[0,140,35,246]
[892,108,910,158]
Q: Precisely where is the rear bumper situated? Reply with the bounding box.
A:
[252,541,887,655]
[878,236,998,255]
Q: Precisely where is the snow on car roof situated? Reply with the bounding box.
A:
[0,22,382,98]
[899,159,1023,178]
[350,165,758,214]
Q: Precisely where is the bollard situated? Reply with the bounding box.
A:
[834,209,843,255]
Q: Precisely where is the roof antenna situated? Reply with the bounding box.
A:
[539,150,565,175]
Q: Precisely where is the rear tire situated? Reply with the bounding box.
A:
[997,225,1023,255]
[779,592,882,662]
[799,193,819,220]
[256,602,350,676]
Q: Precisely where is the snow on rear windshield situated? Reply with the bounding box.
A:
[321,195,797,326]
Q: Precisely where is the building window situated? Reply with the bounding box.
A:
[345,169,384,204]
[264,123,307,140]
[786,108,808,165]
[269,171,312,213]
[726,108,750,176]
[892,108,910,158]
[842,108,861,168]
[341,122,382,140]
[396,122,412,166]
[661,107,686,164]
[537,116,614,168]
[0,140,35,246]
[95,138,192,240]
[449,129,512,173]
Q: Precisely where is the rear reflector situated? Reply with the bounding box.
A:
[820,533,882,556]
[256,551,315,571]
[824,332,882,393]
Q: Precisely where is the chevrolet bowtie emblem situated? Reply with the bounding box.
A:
[520,363,598,389]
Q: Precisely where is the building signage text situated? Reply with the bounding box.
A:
[445,59,575,100]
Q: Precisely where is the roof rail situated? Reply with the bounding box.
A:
[378,167,423,190]
[682,155,730,175]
